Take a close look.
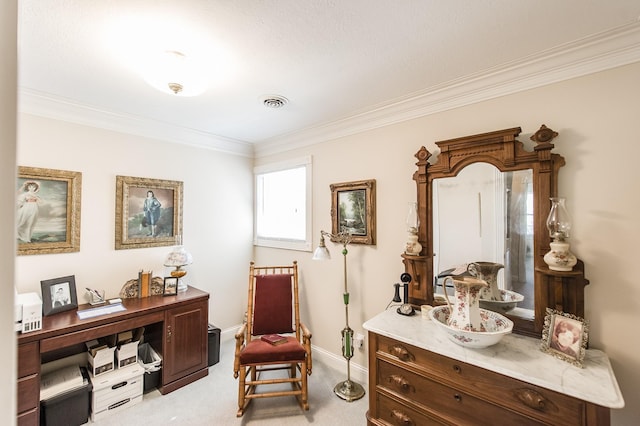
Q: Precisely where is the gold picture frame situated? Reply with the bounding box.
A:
[115,175,183,250]
[541,308,589,368]
[330,179,376,245]
[17,166,82,255]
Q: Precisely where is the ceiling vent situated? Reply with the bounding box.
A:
[262,95,289,109]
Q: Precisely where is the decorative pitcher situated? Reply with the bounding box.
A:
[442,276,488,331]
[468,261,504,302]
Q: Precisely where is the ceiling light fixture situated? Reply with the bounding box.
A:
[164,50,186,95]
[142,49,208,97]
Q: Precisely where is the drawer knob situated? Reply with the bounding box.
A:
[453,393,462,402]
[452,364,462,374]
[515,388,555,412]
[388,344,415,362]
[390,409,415,426]
[387,374,415,394]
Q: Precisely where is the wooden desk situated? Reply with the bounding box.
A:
[17,286,210,426]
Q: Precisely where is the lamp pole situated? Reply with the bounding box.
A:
[314,230,365,402]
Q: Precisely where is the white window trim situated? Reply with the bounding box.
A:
[254,156,312,251]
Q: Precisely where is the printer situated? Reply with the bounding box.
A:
[15,292,42,333]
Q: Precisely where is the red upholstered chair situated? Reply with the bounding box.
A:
[233,261,312,417]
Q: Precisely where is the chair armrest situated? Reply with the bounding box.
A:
[233,323,247,378]
[235,323,247,341]
[299,322,312,339]
[299,322,313,375]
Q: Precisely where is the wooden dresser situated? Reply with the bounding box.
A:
[363,309,624,426]
[16,286,209,426]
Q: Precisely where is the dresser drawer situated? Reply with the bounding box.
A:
[18,341,39,377]
[376,335,586,425]
[377,359,542,426]
[376,392,446,426]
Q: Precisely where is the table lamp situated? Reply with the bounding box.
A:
[163,238,193,293]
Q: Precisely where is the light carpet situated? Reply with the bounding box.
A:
[90,338,369,425]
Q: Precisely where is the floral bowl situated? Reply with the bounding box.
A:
[479,289,525,313]
[428,306,513,349]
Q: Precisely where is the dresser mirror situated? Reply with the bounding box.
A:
[403,125,584,337]
[433,163,534,311]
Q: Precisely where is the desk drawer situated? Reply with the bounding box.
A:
[378,360,540,426]
[18,342,39,377]
[17,407,38,426]
[17,374,39,414]
[376,335,585,426]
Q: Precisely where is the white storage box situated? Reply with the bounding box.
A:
[86,340,115,377]
[116,340,139,368]
[90,363,144,422]
[115,328,144,368]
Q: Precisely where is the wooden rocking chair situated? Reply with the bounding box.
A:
[233,261,312,417]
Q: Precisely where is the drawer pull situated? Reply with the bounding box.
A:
[390,409,415,426]
[452,364,462,374]
[515,388,556,412]
[453,393,462,402]
[388,344,415,362]
[387,374,415,394]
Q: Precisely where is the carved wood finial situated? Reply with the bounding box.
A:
[530,124,558,144]
[415,146,432,163]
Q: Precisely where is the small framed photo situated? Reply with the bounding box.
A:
[541,308,589,367]
[330,179,376,245]
[41,275,78,316]
[163,277,179,296]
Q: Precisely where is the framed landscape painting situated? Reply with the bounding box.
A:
[17,166,82,255]
[115,175,183,250]
[330,179,376,245]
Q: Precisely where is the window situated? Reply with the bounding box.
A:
[254,156,312,251]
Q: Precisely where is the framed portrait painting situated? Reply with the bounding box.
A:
[41,275,78,316]
[17,166,82,256]
[541,308,589,367]
[115,176,183,250]
[330,179,376,245]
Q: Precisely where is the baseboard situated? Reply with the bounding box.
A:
[220,325,369,386]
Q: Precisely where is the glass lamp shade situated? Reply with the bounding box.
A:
[163,245,193,267]
[406,201,420,234]
[312,234,331,261]
[546,197,571,241]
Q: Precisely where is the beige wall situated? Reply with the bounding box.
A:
[255,62,640,425]
[15,115,254,333]
[2,0,17,424]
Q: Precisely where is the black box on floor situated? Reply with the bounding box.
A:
[40,367,91,426]
[208,324,221,366]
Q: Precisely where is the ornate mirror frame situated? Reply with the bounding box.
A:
[403,125,589,337]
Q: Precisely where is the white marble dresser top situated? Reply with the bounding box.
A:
[363,308,624,409]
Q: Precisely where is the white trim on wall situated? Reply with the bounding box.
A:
[17,22,640,160]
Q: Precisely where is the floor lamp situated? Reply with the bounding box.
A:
[312,230,366,402]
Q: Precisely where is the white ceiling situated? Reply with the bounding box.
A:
[17,1,640,157]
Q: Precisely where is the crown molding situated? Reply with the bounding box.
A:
[18,89,254,158]
[255,22,640,158]
[17,22,640,159]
